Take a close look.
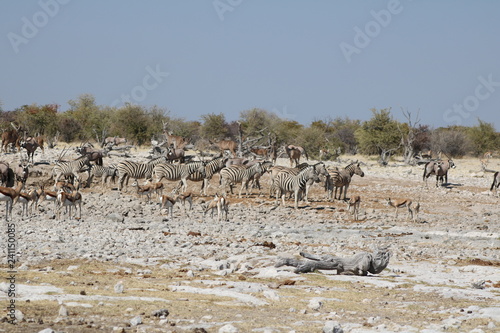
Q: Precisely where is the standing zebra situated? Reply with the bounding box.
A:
[52,156,91,188]
[270,162,328,202]
[273,165,318,209]
[88,164,118,188]
[326,162,365,200]
[183,156,228,195]
[219,162,263,198]
[153,161,206,193]
[117,156,168,191]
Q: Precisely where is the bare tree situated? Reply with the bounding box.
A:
[398,108,420,165]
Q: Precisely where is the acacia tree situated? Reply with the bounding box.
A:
[355,108,402,165]
[200,113,230,141]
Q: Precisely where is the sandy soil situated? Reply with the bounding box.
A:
[0,146,499,333]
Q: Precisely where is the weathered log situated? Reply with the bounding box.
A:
[275,249,391,275]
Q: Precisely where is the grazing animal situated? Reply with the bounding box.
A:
[214,140,238,157]
[0,161,10,186]
[56,189,82,220]
[131,182,154,202]
[490,171,500,193]
[15,189,39,218]
[273,165,318,210]
[104,136,127,147]
[184,156,228,195]
[219,162,263,198]
[250,147,269,158]
[326,163,365,200]
[166,147,185,163]
[0,182,24,220]
[159,194,176,218]
[225,158,249,167]
[20,138,39,163]
[204,193,229,221]
[175,191,193,216]
[116,156,168,191]
[287,145,308,160]
[165,132,188,150]
[423,159,456,187]
[285,146,301,167]
[387,198,419,222]
[76,146,106,166]
[88,164,118,188]
[271,162,327,202]
[1,128,20,153]
[52,156,91,188]
[153,161,206,193]
[346,195,361,221]
[14,164,29,184]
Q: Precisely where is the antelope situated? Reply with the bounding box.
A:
[159,194,176,218]
[204,194,229,221]
[423,159,455,187]
[0,182,24,220]
[387,198,419,222]
[38,187,58,211]
[15,189,39,218]
[54,180,77,193]
[144,180,164,198]
[175,191,193,213]
[285,145,301,167]
[131,182,154,202]
[346,195,361,221]
[56,189,82,220]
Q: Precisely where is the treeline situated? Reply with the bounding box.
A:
[1,94,498,160]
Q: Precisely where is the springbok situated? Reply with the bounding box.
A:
[346,195,361,221]
[0,182,24,220]
[490,171,499,194]
[387,198,420,222]
[56,189,82,220]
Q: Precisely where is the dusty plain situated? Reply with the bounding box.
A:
[0,146,499,333]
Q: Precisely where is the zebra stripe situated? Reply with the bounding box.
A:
[270,162,327,201]
[219,162,263,198]
[185,156,228,195]
[273,165,318,209]
[89,164,118,187]
[326,162,364,200]
[53,156,91,185]
[117,156,167,191]
[153,161,206,192]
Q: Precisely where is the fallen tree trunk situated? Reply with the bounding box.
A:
[275,249,391,275]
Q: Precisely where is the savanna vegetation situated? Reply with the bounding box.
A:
[1,94,498,162]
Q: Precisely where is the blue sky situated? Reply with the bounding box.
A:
[1,0,499,129]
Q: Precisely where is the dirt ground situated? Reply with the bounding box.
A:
[0,146,499,332]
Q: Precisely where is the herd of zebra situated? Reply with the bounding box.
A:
[44,153,369,219]
[2,148,498,221]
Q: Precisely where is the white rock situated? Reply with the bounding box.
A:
[130,315,142,326]
[308,298,323,311]
[219,324,239,333]
[323,321,343,333]
[114,281,124,293]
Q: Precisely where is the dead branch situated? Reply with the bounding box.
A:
[275,249,391,275]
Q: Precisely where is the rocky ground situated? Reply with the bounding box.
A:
[0,146,499,333]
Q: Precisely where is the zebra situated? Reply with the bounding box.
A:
[423,159,455,187]
[219,162,263,198]
[117,156,168,191]
[490,171,499,194]
[88,164,118,188]
[270,162,328,202]
[273,165,318,209]
[247,160,273,193]
[182,156,228,195]
[153,161,206,193]
[326,162,365,200]
[52,156,91,188]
